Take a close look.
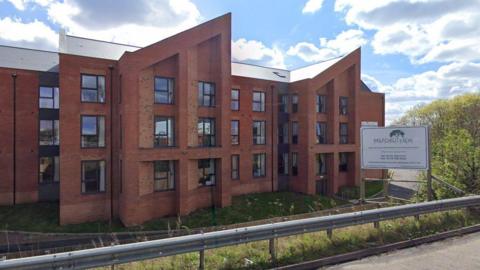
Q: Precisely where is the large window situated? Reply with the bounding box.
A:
[253,91,265,112]
[339,153,348,172]
[279,123,288,144]
[81,116,105,148]
[154,77,174,104]
[81,74,105,103]
[39,120,59,146]
[340,123,348,144]
[292,122,298,144]
[253,120,266,145]
[154,160,175,191]
[198,159,216,186]
[279,95,288,113]
[198,118,216,147]
[292,94,298,113]
[39,156,59,183]
[231,120,239,145]
[253,153,266,177]
[316,122,327,144]
[231,155,239,180]
[278,152,289,175]
[39,86,59,109]
[231,89,239,110]
[81,160,106,193]
[154,116,175,147]
[339,97,348,115]
[198,81,215,107]
[292,152,298,176]
[317,95,326,113]
[316,154,327,175]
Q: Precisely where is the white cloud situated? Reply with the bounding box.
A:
[0,17,57,50]
[287,29,366,62]
[302,0,324,14]
[5,0,54,10]
[232,38,286,69]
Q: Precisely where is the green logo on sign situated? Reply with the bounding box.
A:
[389,129,405,138]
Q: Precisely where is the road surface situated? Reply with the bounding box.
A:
[325,232,480,270]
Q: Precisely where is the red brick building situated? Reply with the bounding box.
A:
[0,14,384,226]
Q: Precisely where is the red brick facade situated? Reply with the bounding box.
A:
[0,14,384,226]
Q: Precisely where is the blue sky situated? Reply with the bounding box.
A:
[0,0,479,123]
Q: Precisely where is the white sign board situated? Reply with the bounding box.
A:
[361,126,429,170]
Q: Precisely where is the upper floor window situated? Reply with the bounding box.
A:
[81,115,105,148]
[198,81,215,107]
[316,154,327,175]
[253,120,266,145]
[279,95,288,112]
[339,152,348,172]
[39,156,59,183]
[39,87,59,109]
[81,160,106,193]
[81,74,105,103]
[253,153,266,177]
[339,97,348,115]
[278,152,289,175]
[231,155,239,180]
[292,94,298,113]
[231,120,239,145]
[154,160,175,191]
[198,118,216,147]
[292,152,298,176]
[340,123,348,144]
[316,122,327,144]
[317,95,326,113]
[292,122,299,144]
[253,91,265,112]
[154,77,174,104]
[154,116,175,147]
[39,120,59,146]
[198,159,216,186]
[231,89,239,111]
[279,123,288,144]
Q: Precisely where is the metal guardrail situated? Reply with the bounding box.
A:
[1,195,480,270]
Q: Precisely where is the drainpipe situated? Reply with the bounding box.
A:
[108,65,114,221]
[11,73,17,205]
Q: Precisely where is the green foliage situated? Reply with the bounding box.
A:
[337,181,384,200]
[395,93,480,198]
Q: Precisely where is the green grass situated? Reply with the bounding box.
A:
[110,209,480,270]
[0,192,344,233]
[337,182,385,200]
[365,181,384,197]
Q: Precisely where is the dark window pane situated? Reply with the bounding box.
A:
[82,89,98,102]
[82,75,97,88]
[39,157,54,183]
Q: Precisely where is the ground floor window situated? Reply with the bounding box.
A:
[81,160,106,193]
[253,153,266,177]
[278,152,289,175]
[292,152,298,176]
[39,156,59,183]
[339,152,348,172]
[154,160,175,191]
[316,153,327,175]
[198,159,216,186]
[231,155,239,180]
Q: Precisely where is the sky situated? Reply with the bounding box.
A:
[1,0,479,123]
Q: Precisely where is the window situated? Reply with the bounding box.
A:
[292,122,298,144]
[292,94,298,113]
[198,81,215,107]
[339,97,348,115]
[316,122,327,144]
[231,155,239,180]
[81,160,106,193]
[253,153,266,177]
[292,152,298,176]
[154,77,174,104]
[253,120,266,145]
[231,89,239,110]
[339,153,348,172]
[253,91,265,112]
[39,87,59,109]
[39,156,59,183]
[316,154,327,175]
[81,116,105,148]
[154,160,175,191]
[278,152,289,175]
[340,123,348,144]
[39,120,59,146]
[279,123,288,144]
[231,120,239,145]
[317,95,326,113]
[198,118,216,147]
[279,95,288,112]
[154,117,175,147]
[198,159,216,186]
[81,74,105,103]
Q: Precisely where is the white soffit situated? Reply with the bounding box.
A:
[0,45,59,72]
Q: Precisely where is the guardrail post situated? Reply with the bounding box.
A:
[269,238,276,264]
[199,250,205,270]
[327,228,333,239]
[414,215,420,222]
[374,221,380,229]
